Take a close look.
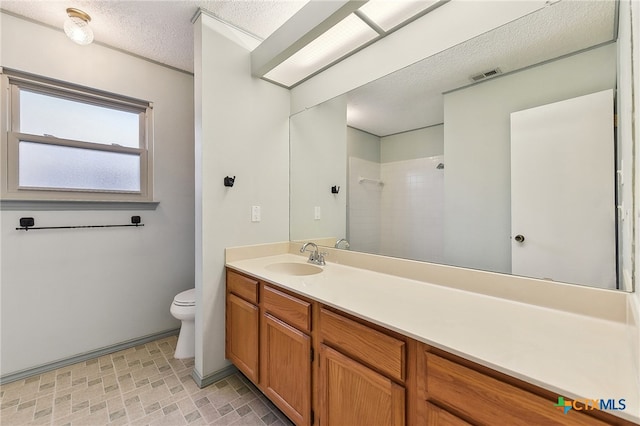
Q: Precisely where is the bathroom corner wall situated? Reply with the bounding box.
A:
[348,157,382,253]
[0,12,195,376]
[194,15,290,379]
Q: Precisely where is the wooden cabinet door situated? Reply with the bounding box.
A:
[319,344,405,426]
[425,402,471,426]
[262,313,312,426]
[225,293,259,383]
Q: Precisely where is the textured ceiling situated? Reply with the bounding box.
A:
[0,0,309,73]
[0,0,617,136]
[347,0,617,136]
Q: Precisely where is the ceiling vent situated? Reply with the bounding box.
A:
[470,68,502,82]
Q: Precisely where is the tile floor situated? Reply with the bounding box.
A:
[0,336,294,426]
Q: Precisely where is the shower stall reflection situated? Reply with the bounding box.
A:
[348,154,444,261]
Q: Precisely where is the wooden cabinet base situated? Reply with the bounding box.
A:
[226,268,635,426]
[319,344,405,426]
[261,313,312,426]
[225,293,259,384]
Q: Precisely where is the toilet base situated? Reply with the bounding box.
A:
[174,320,195,359]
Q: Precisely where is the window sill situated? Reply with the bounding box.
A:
[0,199,160,211]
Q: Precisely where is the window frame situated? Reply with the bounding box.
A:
[1,69,154,202]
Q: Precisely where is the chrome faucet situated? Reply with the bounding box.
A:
[335,238,350,249]
[300,242,326,265]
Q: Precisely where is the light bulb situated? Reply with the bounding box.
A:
[64,8,94,45]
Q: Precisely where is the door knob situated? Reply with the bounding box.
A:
[514,234,525,243]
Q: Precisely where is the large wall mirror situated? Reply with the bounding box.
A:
[290,0,636,292]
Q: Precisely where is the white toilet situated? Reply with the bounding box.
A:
[170,288,195,359]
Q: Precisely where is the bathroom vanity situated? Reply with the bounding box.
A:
[225,245,638,426]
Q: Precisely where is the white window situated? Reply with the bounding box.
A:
[1,70,153,202]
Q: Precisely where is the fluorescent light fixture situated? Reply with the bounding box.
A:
[259,1,446,87]
[358,0,439,32]
[265,14,378,87]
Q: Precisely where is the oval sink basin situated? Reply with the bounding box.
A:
[265,262,323,276]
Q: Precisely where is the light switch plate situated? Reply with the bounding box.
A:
[252,206,261,222]
[314,206,321,220]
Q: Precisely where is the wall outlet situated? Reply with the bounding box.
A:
[251,205,261,222]
[314,206,321,220]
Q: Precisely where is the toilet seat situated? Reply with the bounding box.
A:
[173,288,195,307]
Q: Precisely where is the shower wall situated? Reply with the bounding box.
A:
[380,156,444,262]
[348,155,444,261]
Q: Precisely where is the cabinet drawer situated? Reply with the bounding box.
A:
[227,270,258,304]
[425,353,608,426]
[263,285,311,333]
[320,308,405,382]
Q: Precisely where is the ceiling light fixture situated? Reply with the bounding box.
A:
[64,8,94,45]
[357,1,439,32]
[264,14,378,87]
[254,1,450,87]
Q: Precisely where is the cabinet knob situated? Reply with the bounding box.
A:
[514,234,525,243]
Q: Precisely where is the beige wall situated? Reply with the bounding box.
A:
[290,96,347,242]
[347,127,380,164]
[628,0,640,376]
[194,14,290,379]
[0,12,194,376]
[442,44,617,275]
[380,125,444,163]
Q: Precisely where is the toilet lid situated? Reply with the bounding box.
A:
[173,288,195,307]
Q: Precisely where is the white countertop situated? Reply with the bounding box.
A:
[226,253,640,423]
